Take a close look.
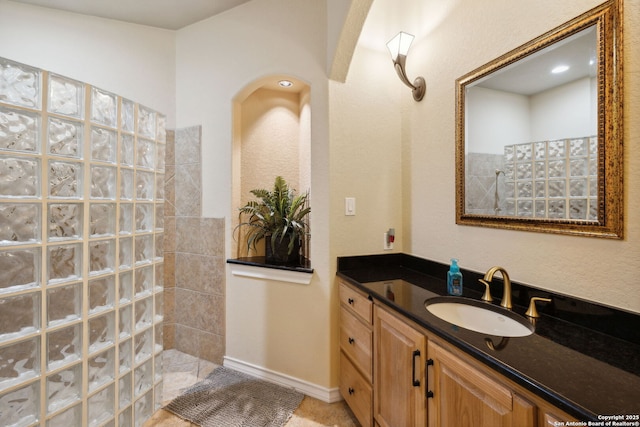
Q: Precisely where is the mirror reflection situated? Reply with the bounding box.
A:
[456,0,623,238]
[465,27,597,220]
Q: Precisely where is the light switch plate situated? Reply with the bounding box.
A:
[345,197,356,216]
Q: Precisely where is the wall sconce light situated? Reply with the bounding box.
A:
[386,31,425,101]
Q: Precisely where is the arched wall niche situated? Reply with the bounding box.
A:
[231,74,312,259]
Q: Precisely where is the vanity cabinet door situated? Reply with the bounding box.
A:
[428,341,536,427]
[374,305,427,427]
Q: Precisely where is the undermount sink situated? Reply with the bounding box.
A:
[425,296,534,337]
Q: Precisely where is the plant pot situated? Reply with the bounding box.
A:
[265,234,301,265]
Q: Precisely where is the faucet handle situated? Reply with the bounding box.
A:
[525,297,552,318]
[478,279,493,303]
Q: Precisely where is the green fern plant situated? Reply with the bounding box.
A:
[236,176,310,258]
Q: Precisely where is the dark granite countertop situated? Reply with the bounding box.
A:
[337,254,640,422]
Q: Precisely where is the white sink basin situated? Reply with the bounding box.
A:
[425,297,534,337]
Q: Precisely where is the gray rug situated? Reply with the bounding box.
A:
[164,366,304,427]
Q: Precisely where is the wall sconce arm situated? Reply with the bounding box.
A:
[392,55,426,101]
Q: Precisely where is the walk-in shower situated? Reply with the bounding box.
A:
[0,57,164,426]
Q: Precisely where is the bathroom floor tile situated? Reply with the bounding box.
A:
[148,350,358,427]
[144,408,196,426]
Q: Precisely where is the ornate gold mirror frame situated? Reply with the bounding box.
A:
[455,0,623,238]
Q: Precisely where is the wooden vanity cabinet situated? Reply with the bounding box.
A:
[338,280,577,427]
[374,305,427,427]
[427,341,578,427]
[339,281,374,426]
[427,341,535,427]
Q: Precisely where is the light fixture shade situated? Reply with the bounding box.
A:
[387,31,415,60]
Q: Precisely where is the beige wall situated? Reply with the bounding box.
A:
[176,0,337,391]
[329,46,405,256]
[0,0,176,128]
[240,88,301,197]
[331,0,640,315]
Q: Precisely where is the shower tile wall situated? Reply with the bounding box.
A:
[465,152,504,215]
[163,126,225,364]
[0,57,164,426]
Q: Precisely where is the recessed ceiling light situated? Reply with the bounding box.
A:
[278,80,293,88]
[551,65,570,74]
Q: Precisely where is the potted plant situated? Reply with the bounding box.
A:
[236,176,310,264]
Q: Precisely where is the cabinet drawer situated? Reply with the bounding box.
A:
[340,307,373,381]
[339,281,372,324]
[340,351,373,427]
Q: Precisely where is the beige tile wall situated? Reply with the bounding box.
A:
[163,127,225,363]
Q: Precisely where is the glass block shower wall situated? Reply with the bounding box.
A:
[0,57,165,427]
[502,137,597,220]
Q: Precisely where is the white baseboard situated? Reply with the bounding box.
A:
[223,356,343,403]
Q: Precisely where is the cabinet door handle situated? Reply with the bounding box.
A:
[348,298,354,305]
[426,358,434,398]
[412,350,421,387]
[348,387,355,395]
[348,337,355,344]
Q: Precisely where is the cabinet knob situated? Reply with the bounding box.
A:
[348,337,355,344]
[348,298,354,305]
[427,391,434,399]
[348,387,355,395]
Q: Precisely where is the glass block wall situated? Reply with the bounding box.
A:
[502,137,597,219]
[0,57,165,427]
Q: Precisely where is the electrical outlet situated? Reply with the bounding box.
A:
[383,232,394,250]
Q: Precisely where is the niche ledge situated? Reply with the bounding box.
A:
[227,257,313,285]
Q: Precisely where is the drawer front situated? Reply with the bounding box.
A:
[340,307,372,381]
[339,282,372,324]
[340,351,373,427]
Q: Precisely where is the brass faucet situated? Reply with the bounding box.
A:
[483,266,512,309]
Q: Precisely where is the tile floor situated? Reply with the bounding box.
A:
[144,349,359,426]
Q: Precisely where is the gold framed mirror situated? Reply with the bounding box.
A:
[455,0,623,238]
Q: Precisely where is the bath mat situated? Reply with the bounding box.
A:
[164,366,304,427]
